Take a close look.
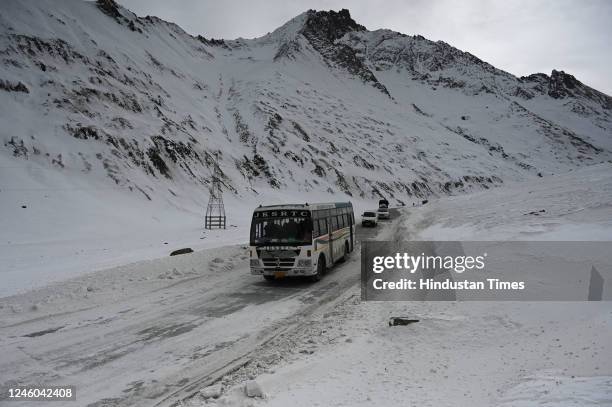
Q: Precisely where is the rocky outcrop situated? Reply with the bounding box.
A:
[523,70,612,110]
[299,10,391,96]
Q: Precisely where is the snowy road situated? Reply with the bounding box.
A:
[0,211,397,407]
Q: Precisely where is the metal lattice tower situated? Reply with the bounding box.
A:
[205,154,226,229]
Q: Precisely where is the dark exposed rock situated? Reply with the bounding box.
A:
[64,123,101,140]
[0,79,29,93]
[429,76,465,89]
[6,137,28,158]
[127,20,143,33]
[524,209,546,216]
[523,70,612,110]
[238,154,280,188]
[151,135,200,164]
[292,121,309,142]
[311,159,326,177]
[549,69,580,99]
[10,34,88,64]
[284,151,304,166]
[333,168,352,196]
[196,36,230,49]
[411,104,430,117]
[300,10,390,97]
[303,9,365,42]
[353,154,376,170]
[513,86,534,100]
[273,40,301,61]
[170,248,193,256]
[265,112,283,130]
[548,70,612,110]
[389,317,419,326]
[96,0,121,19]
[234,111,253,144]
[147,146,171,178]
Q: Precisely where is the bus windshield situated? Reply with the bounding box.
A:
[250,217,313,245]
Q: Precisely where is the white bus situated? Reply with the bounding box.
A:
[249,202,355,281]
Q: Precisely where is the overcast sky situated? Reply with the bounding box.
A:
[116,0,612,95]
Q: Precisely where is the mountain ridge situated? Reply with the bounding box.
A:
[0,0,610,211]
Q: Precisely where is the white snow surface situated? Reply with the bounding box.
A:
[405,163,612,241]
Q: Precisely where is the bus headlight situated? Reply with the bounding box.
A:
[297,259,312,267]
[250,259,261,267]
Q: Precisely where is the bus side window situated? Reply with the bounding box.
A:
[331,216,338,231]
[319,219,328,235]
[313,220,320,237]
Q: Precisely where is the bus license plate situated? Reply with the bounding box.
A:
[274,271,286,279]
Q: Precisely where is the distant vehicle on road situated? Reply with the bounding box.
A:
[361,211,378,227]
[378,198,389,208]
[249,202,355,282]
[377,207,390,219]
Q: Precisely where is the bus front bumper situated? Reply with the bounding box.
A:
[250,267,316,277]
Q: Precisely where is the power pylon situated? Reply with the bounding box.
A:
[205,154,226,229]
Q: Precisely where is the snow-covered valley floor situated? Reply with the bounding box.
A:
[1,164,611,407]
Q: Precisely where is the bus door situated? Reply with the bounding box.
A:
[349,211,354,251]
[327,216,334,264]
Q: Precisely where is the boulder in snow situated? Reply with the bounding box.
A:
[170,248,193,256]
[389,317,419,326]
[199,383,222,399]
[244,380,264,398]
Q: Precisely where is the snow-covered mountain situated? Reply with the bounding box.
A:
[1,0,611,204]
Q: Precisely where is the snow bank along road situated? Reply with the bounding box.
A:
[0,210,398,407]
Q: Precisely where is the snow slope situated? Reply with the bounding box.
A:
[404,163,612,241]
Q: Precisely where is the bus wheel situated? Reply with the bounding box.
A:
[263,275,275,281]
[310,256,325,282]
[340,242,349,263]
